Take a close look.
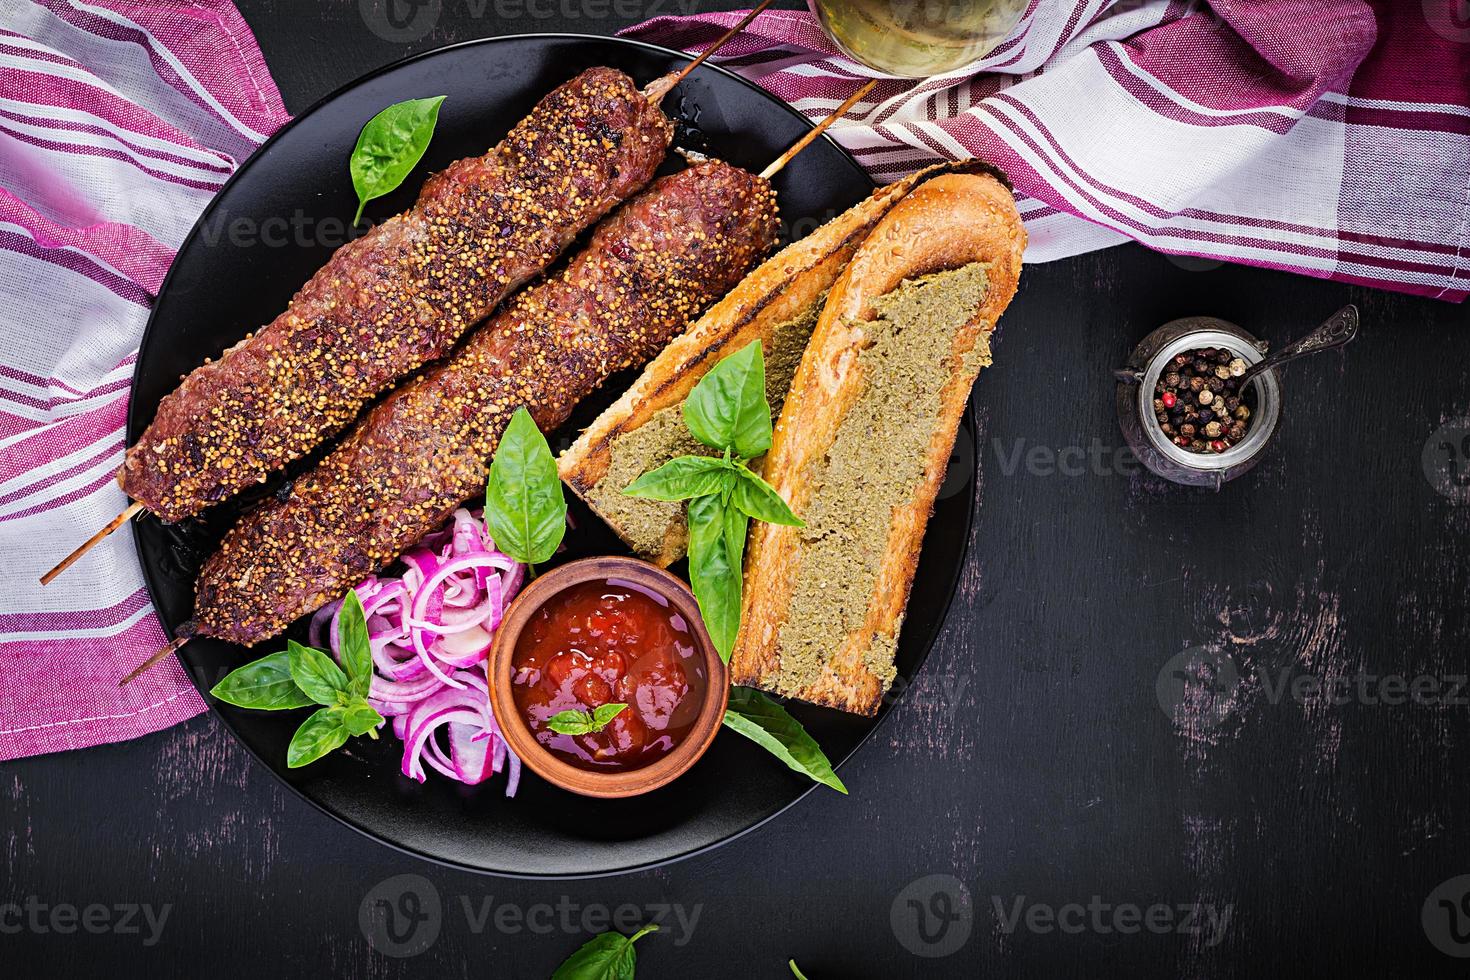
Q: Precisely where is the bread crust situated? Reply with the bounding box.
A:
[730,172,1026,715]
[558,161,993,565]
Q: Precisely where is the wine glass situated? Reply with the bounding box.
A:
[808,0,1030,77]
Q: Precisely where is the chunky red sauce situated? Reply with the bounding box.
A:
[510,578,707,772]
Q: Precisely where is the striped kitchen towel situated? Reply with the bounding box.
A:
[625,0,1470,302]
[0,0,287,760]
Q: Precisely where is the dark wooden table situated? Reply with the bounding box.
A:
[7,2,1469,977]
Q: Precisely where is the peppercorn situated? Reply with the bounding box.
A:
[1151,343,1255,456]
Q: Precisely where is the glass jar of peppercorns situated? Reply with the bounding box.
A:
[1114,318,1281,489]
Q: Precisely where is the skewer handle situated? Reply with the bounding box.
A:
[643,0,774,105]
[39,500,144,585]
[760,80,879,180]
[119,625,196,686]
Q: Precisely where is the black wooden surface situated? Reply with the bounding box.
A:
[6,2,1470,977]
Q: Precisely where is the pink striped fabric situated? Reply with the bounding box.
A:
[0,0,286,760]
[624,0,1469,302]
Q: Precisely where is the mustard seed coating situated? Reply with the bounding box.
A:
[123,67,673,522]
[194,161,779,646]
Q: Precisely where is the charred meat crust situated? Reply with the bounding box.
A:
[125,67,673,522]
[195,162,778,646]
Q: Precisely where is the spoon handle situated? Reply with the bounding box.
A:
[1239,304,1359,386]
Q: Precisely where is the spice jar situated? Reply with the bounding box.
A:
[1115,317,1281,489]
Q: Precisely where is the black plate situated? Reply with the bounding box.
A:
[131,34,975,877]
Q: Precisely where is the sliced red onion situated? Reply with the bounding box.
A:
[320,510,523,792]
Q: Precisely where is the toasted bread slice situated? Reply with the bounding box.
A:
[729,171,1026,715]
[558,162,999,565]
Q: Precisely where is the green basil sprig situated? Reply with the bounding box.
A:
[622,341,801,660]
[789,961,809,979]
[723,686,847,794]
[547,703,627,736]
[551,923,658,980]
[349,95,445,225]
[210,590,384,769]
[484,406,568,567]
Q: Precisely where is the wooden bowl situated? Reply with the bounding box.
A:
[488,557,728,799]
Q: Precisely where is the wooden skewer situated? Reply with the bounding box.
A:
[39,500,143,585]
[119,623,195,686]
[643,0,774,105]
[761,79,878,180]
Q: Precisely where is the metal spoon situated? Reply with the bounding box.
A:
[1237,304,1359,387]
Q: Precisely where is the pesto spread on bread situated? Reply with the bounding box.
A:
[772,263,991,697]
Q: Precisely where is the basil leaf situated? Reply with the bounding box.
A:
[683,341,772,459]
[789,962,809,979]
[723,687,847,794]
[731,467,803,527]
[210,651,314,710]
[551,924,658,980]
[288,639,350,707]
[687,493,743,661]
[483,406,567,565]
[336,590,373,699]
[622,455,732,502]
[349,96,445,225]
[547,703,627,736]
[723,496,749,584]
[341,700,385,737]
[286,707,351,768]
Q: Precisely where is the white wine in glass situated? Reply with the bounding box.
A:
[809,0,1030,77]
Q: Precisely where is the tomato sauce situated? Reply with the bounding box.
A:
[510,578,707,772]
